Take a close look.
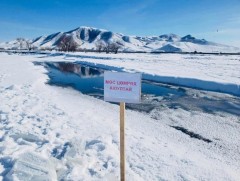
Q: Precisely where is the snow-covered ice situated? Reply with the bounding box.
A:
[63,52,240,96]
[0,52,239,180]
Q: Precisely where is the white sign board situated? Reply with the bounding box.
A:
[104,72,141,103]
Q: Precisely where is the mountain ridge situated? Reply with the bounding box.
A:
[0,26,239,53]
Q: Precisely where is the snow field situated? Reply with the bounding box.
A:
[0,53,239,180]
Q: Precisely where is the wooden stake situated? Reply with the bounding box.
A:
[120,102,125,181]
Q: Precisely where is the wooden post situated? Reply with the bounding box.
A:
[120,102,125,181]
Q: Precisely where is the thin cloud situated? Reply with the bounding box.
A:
[0,21,56,33]
[97,0,157,22]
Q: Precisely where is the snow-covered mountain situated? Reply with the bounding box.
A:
[0,26,239,53]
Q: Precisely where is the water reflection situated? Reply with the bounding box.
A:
[44,62,104,95]
[47,62,104,78]
[35,61,240,116]
[44,62,184,96]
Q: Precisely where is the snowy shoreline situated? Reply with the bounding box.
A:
[40,51,240,96]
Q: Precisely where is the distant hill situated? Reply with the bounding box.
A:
[0,26,239,53]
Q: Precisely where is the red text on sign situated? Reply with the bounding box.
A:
[105,80,137,86]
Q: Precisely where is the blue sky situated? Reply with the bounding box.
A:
[0,0,240,47]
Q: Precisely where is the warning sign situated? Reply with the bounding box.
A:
[104,72,141,103]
